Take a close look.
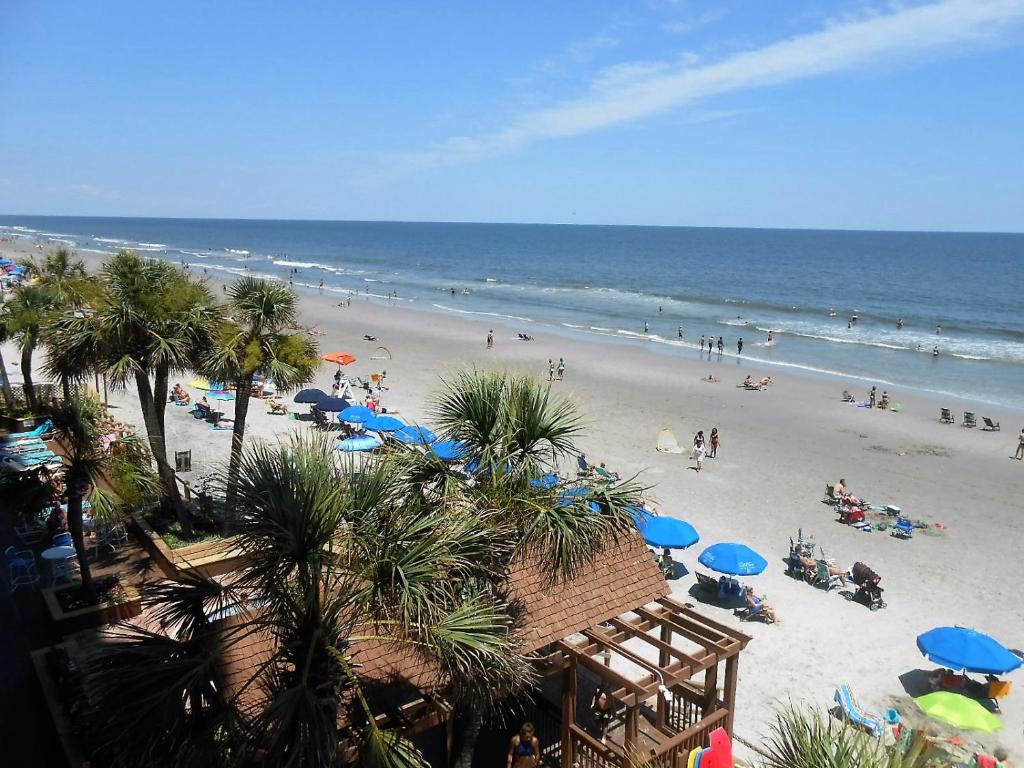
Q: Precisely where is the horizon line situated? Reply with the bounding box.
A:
[1,211,1022,237]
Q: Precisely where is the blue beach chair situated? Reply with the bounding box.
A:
[834,684,883,737]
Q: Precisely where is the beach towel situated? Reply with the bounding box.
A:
[656,428,684,454]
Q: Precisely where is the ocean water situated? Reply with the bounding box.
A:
[2,216,1022,411]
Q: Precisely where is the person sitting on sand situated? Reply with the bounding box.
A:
[743,375,755,387]
[758,376,773,387]
[743,586,779,623]
[211,416,234,430]
[171,383,190,404]
[835,478,862,507]
[703,373,719,383]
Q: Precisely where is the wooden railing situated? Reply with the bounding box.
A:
[646,709,728,768]
[568,724,626,768]
[665,683,723,733]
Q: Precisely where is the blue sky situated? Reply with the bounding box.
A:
[1,0,1023,231]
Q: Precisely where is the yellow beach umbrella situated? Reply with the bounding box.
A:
[188,378,211,390]
[914,692,1002,732]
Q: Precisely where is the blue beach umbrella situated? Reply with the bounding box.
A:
[363,414,405,433]
[293,388,327,404]
[633,510,699,549]
[338,435,381,452]
[529,473,559,490]
[430,440,468,461]
[698,543,768,576]
[392,425,437,445]
[917,627,1022,675]
[465,457,514,476]
[561,485,594,498]
[338,404,373,421]
[558,492,600,513]
[209,392,235,401]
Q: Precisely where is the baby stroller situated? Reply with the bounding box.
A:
[849,562,886,610]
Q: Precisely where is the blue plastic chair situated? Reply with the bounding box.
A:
[4,546,39,592]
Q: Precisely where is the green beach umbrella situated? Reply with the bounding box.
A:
[914,692,1002,732]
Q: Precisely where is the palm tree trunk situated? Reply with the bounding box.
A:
[223,374,252,526]
[0,344,15,406]
[454,708,483,768]
[20,343,36,410]
[135,372,191,535]
[65,480,95,600]
[61,377,72,403]
[153,363,170,435]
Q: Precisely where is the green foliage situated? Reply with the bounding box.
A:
[761,704,953,768]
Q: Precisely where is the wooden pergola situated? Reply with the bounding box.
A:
[546,595,751,768]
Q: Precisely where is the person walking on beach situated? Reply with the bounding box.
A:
[547,359,554,382]
[708,335,715,353]
[716,336,724,354]
[644,320,649,334]
[868,386,877,408]
[1015,428,1024,460]
[737,337,743,355]
[486,330,494,349]
[557,358,565,381]
[693,431,706,472]
[318,279,324,293]
[709,427,720,458]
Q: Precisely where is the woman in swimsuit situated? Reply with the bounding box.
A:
[508,722,540,768]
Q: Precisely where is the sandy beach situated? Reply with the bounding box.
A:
[6,239,1024,758]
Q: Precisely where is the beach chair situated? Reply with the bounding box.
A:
[734,590,775,623]
[962,411,977,428]
[4,546,39,592]
[982,417,1000,431]
[594,464,619,483]
[576,454,593,477]
[842,390,856,402]
[823,484,839,505]
[939,408,954,424]
[695,572,719,595]
[267,400,289,416]
[0,419,54,441]
[834,685,883,737]
[890,517,914,539]
[813,560,841,591]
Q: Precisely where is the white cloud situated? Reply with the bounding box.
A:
[400,0,1024,169]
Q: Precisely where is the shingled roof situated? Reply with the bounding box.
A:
[509,530,669,652]
[218,530,668,709]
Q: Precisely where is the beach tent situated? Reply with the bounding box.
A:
[371,346,392,360]
[656,428,684,454]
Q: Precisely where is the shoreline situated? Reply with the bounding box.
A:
[4,240,1024,758]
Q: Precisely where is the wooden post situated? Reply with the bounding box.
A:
[561,656,577,768]
[703,662,719,715]
[723,654,739,736]
[624,704,639,759]
[445,711,455,768]
[657,623,671,728]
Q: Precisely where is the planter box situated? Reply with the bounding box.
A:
[130,511,245,579]
[43,578,142,634]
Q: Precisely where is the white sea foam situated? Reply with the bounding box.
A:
[273,259,334,270]
[137,242,166,249]
[94,237,128,244]
[561,323,585,329]
[226,248,250,256]
[432,303,532,323]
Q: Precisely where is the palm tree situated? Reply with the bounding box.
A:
[47,393,158,599]
[45,251,218,533]
[0,299,17,406]
[20,246,91,306]
[201,277,320,522]
[8,283,56,409]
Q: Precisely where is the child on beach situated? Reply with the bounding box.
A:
[486,330,494,349]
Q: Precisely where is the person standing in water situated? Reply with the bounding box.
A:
[644,320,649,333]
[897,318,904,329]
[932,345,940,357]
[678,326,683,339]
[935,324,942,334]
[737,337,744,355]
[767,331,774,344]
[699,335,705,352]
[717,336,724,354]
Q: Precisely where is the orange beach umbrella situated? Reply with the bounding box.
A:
[322,352,356,366]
